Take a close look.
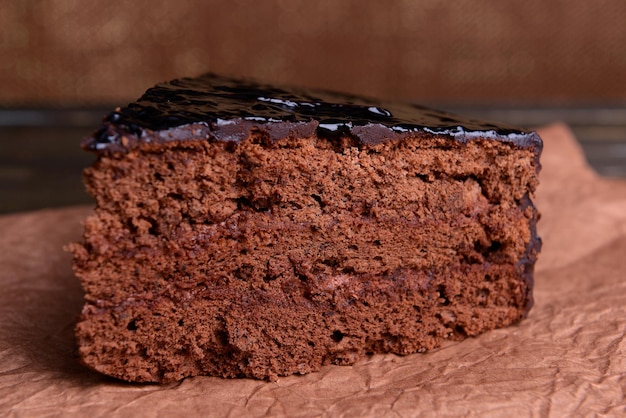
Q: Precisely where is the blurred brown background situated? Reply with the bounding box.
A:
[2,0,626,106]
[1,0,626,213]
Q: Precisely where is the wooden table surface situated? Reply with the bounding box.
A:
[1,107,625,214]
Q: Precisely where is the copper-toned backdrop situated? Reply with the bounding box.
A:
[2,0,626,105]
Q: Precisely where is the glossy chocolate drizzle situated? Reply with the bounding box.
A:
[86,73,541,151]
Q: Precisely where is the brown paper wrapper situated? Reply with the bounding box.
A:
[1,124,625,416]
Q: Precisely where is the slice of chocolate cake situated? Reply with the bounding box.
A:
[69,73,542,382]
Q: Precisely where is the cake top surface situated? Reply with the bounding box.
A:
[87,73,541,151]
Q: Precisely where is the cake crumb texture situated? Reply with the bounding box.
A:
[70,129,540,382]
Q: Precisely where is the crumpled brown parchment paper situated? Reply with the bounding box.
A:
[1,124,625,417]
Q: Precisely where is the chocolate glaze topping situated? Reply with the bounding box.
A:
[85,73,541,152]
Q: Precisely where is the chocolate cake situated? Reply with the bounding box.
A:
[69,73,542,382]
